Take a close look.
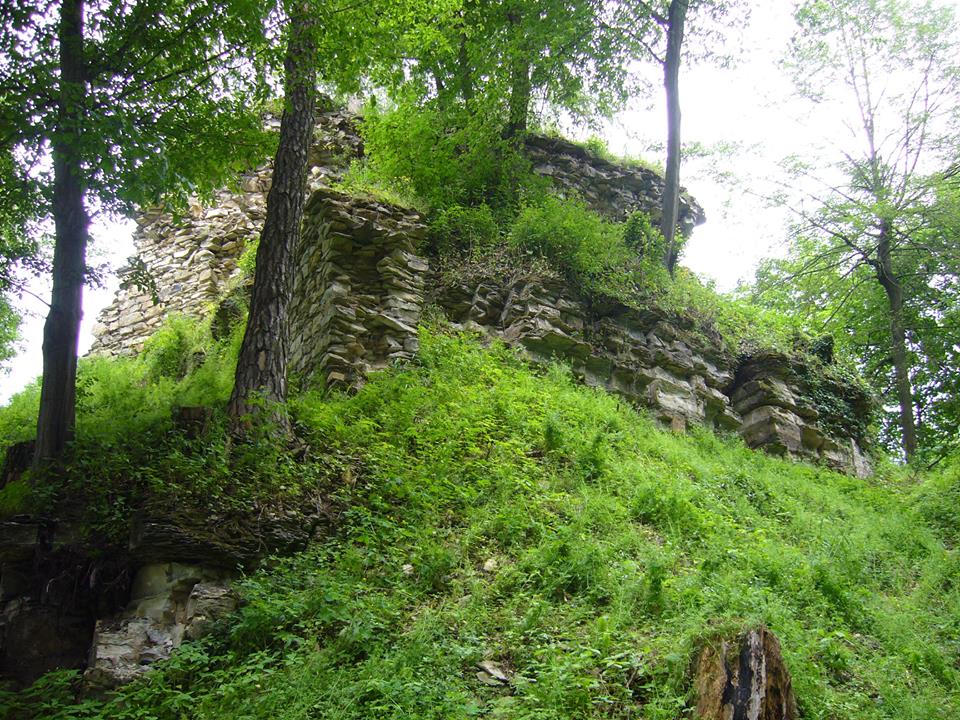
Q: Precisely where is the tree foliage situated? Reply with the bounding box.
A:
[1,0,275,461]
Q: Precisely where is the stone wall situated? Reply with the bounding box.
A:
[89,110,363,357]
[282,194,870,477]
[524,135,705,233]
[90,112,700,356]
[288,189,428,388]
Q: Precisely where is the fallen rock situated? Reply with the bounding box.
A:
[476,659,511,686]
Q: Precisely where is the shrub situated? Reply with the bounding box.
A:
[509,195,635,284]
[358,100,547,213]
[912,456,960,548]
[332,159,425,211]
[141,314,206,380]
[427,204,499,256]
[623,210,666,261]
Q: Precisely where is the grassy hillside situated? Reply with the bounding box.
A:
[1,328,957,719]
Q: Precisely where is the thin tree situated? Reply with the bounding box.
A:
[1,0,270,465]
[618,0,744,275]
[660,0,688,275]
[779,0,960,460]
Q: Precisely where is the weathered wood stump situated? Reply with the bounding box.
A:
[695,627,798,720]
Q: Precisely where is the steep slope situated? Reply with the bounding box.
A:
[2,330,956,719]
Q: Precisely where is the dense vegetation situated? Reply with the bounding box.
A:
[2,0,959,714]
[1,327,958,719]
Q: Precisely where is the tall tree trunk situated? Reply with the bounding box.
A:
[34,0,89,466]
[661,0,687,276]
[228,5,316,431]
[876,221,918,460]
[505,56,531,139]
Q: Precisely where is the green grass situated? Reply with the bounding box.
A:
[2,328,957,719]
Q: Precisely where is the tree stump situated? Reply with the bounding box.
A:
[695,627,798,720]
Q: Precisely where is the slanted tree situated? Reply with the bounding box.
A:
[227,0,404,427]
[1,0,271,464]
[228,4,316,430]
[763,0,960,461]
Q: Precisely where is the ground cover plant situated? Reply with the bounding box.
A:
[1,328,956,719]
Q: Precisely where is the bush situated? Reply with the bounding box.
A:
[332,159,425,211]
[359,100,546,213]
[141,314,206,380]
[623,210,666,261]
[427,204,500,256]
[509,195,635,284]
[912,456,960,548]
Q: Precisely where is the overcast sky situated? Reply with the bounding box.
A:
[1,1,956,404]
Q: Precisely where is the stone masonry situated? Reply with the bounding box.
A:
[289,189,428,388]
[89,111,363,356]
[88,110,871,477]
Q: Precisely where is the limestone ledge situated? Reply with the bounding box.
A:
[433,266,741,433]
[83,562,235,693]
[524,134,706,233]
[730,353,872,478]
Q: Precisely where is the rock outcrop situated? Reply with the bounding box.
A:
[730,353,872,476]
[0,519,129,685]
[525,134,705,233]
[90,110,700,358]
[432,256,740,432]
[84,562,234,692]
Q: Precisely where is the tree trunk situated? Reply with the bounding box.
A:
[227,5,317,432]
[505,56,531,139]
[34,0,89,466]
[876,220,918,460]
[661,0,687,276]
[504,7,531,140]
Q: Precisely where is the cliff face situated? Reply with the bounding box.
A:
[89,110,871,478]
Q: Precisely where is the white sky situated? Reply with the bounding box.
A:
[2,1,957,404]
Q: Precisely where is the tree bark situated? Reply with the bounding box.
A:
[661,0,687,276]
[34,0,89,466]
[876,220,919,460]
[227,5,316,431]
